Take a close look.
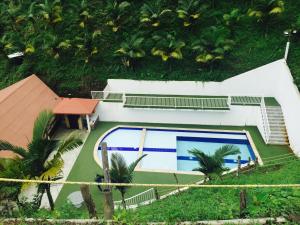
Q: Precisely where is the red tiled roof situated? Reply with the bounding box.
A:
[0,75,61,158]
[53,98,99,115]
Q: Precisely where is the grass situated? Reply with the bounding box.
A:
[55,122,293,216]
[123,160,300,223]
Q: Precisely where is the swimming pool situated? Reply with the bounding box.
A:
[95,126,259,174]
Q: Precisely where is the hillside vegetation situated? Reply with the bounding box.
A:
[0,0,300,96]
[122,160,300,223]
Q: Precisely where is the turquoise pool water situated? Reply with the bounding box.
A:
[177,138,253,171]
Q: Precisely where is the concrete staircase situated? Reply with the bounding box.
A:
[266,106,289,145]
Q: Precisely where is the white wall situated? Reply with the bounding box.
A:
[96,59,300,155]
[97,103,265,139]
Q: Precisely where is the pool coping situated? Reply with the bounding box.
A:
[93,125,263,175]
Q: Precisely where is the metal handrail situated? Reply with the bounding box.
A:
[125,96,230,109]
[260,97,271,143]
[91,91,124,101]
[114,188,156,209]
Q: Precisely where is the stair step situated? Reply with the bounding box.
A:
[268,118,284,123]
[267,114,284,118]
[268,141,289,145]
[270,132,287,136]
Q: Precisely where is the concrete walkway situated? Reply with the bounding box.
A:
[40,131,88,209]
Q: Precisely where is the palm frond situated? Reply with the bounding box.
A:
[40,158,63,180]
[128,154,147,173]
[110,153,129,183]
[0,140,27,158]
[214,144,240,162]
[53,131,83,159]
[32,110,54,141]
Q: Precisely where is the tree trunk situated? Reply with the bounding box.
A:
[80,184,97,218]
[45,185,54,211]
[121,192,126,210]
[101,142,114,220]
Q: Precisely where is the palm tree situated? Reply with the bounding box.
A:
[176,0,208,27]
[103,0,131,32]
[140,1,172,27]
[0,110,83,210]
[0,159,24,202]
[109,153,147,209]
[247,0,284,30]
[188,145,240,181]
[191,26,234,65]
[151,33,185,62]
[115,34,146,68]
[38,0,63,24]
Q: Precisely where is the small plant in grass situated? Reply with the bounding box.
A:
[188,144,240,180]
[110,153,147,209]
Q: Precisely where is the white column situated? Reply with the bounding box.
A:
[284,41,290,61]
[86,114,91,132]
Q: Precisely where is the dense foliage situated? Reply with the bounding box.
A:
[0,0,300,96]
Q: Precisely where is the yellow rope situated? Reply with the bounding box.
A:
[0,177,299,188]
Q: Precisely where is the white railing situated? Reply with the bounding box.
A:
[260,97,271,143]
[114,188,156,209]
[91,91,231,110]
[125,95,230,110]
[91,91,124,101]
[227,96,232,107]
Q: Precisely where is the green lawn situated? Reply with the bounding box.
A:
[124,160,300,223]
[55,122,292,215]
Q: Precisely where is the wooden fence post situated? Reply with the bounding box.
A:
[154,188,160,200]
[236,155,241,177]
[80,184,97,218]
[101,142,114,221]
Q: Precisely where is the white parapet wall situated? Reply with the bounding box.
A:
[96,59,300,156]
[98,103,264,133]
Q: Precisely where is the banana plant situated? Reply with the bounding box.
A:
[176,0,208,27]
[78,0,93,28]
[247,0,284,23]
[115,34,146,68]
[140,1,172,27]
[103,0,131,32]
[191,26,234,65]
[223,8,242,27]
[38,0,63,24]
[151,33,185,61]
[0,33,23,55]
